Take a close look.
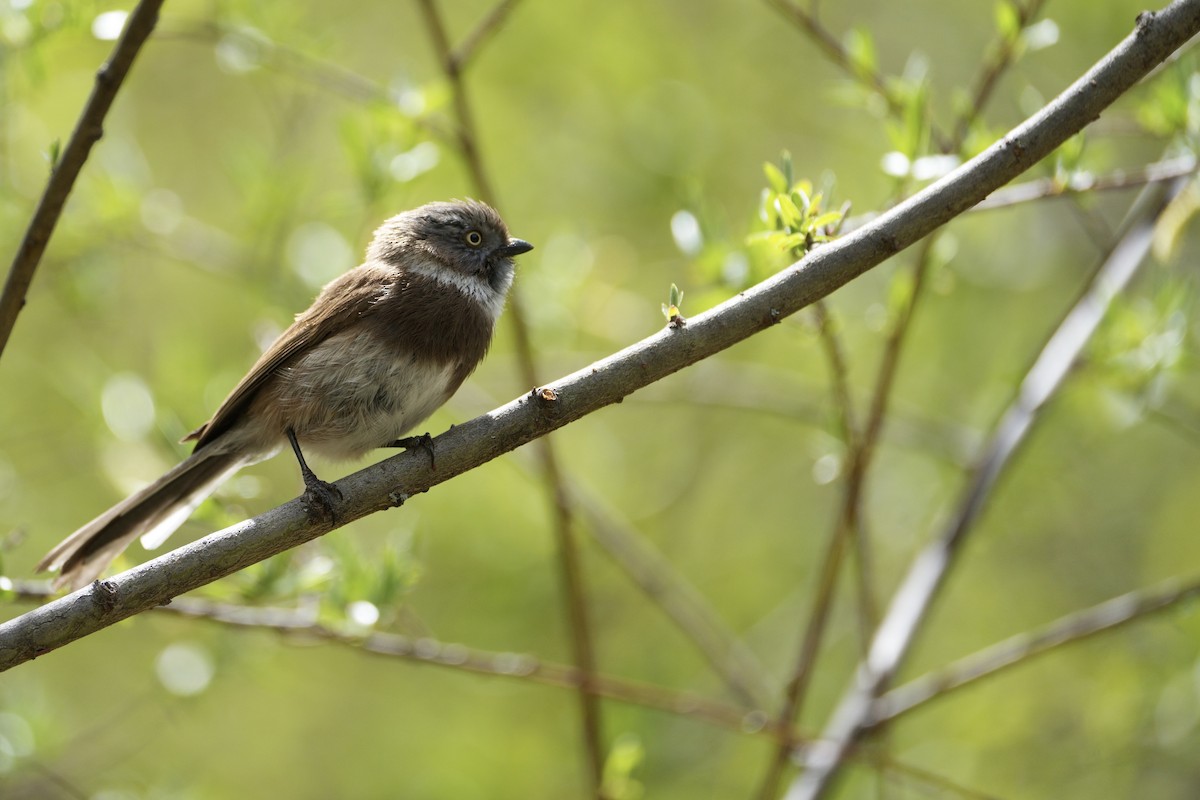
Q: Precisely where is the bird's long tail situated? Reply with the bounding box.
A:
[37,450,248,591]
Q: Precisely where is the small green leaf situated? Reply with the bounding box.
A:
[779,232,807,253]
[844,28,877,78]
[775,194,803,228]
[790,188,811,214]
[662,283,685,322]
[601,733,646,800]
[901,81,930,157]
[669,283,684,309]
[809,211,845,231]
[763,161,788,194]
[995,0,1021,42]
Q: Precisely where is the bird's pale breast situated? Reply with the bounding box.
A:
[270,327,458,461]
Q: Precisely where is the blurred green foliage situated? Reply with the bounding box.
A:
[1,0,1200,798]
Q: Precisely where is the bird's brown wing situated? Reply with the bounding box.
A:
[185,264,392,450]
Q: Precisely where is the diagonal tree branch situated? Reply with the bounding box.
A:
[877,574,1200,723]
[2,0,1196,676]
[0,0,166,361]
[786,168,1192,798]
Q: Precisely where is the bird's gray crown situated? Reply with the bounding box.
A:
[367,199,528,295]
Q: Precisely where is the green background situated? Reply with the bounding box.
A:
[2,0,1200,797]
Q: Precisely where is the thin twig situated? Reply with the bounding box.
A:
[976,154,1199,209]
[756,230,938,800]
[788,173,1191,800]
[951,0,1049,147]
[762,0,916,137]
[754,507,856,798]
[762,0,960,152]
[812,300,879,652]
[413,0,605,790]
[1080,200,1126,250]
[0,0,166,360]
[773,278,913,733]
[565,476,776,709]
[3,580,770,737]
[2,0,1194,674]
[811,301,859,448]
[451,0,525,70]
[857,234,936,474]
[868,756,1003,800]
[156,20,455,143]
[841,154,1199,232]
[416,0,495,200]
[1147,405,1200,446]
[877,575,1200,723]
[161,21,384,102]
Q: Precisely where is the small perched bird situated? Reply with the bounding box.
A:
[38,199,532,591]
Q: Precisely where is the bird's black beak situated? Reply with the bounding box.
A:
[499,238,534,257]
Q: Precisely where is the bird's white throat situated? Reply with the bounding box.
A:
[404,260,512,321]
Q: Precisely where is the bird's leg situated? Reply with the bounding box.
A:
[287,428,342,523]
[385,432,436,469]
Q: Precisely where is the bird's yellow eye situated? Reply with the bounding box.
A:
[465,230,483,247]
